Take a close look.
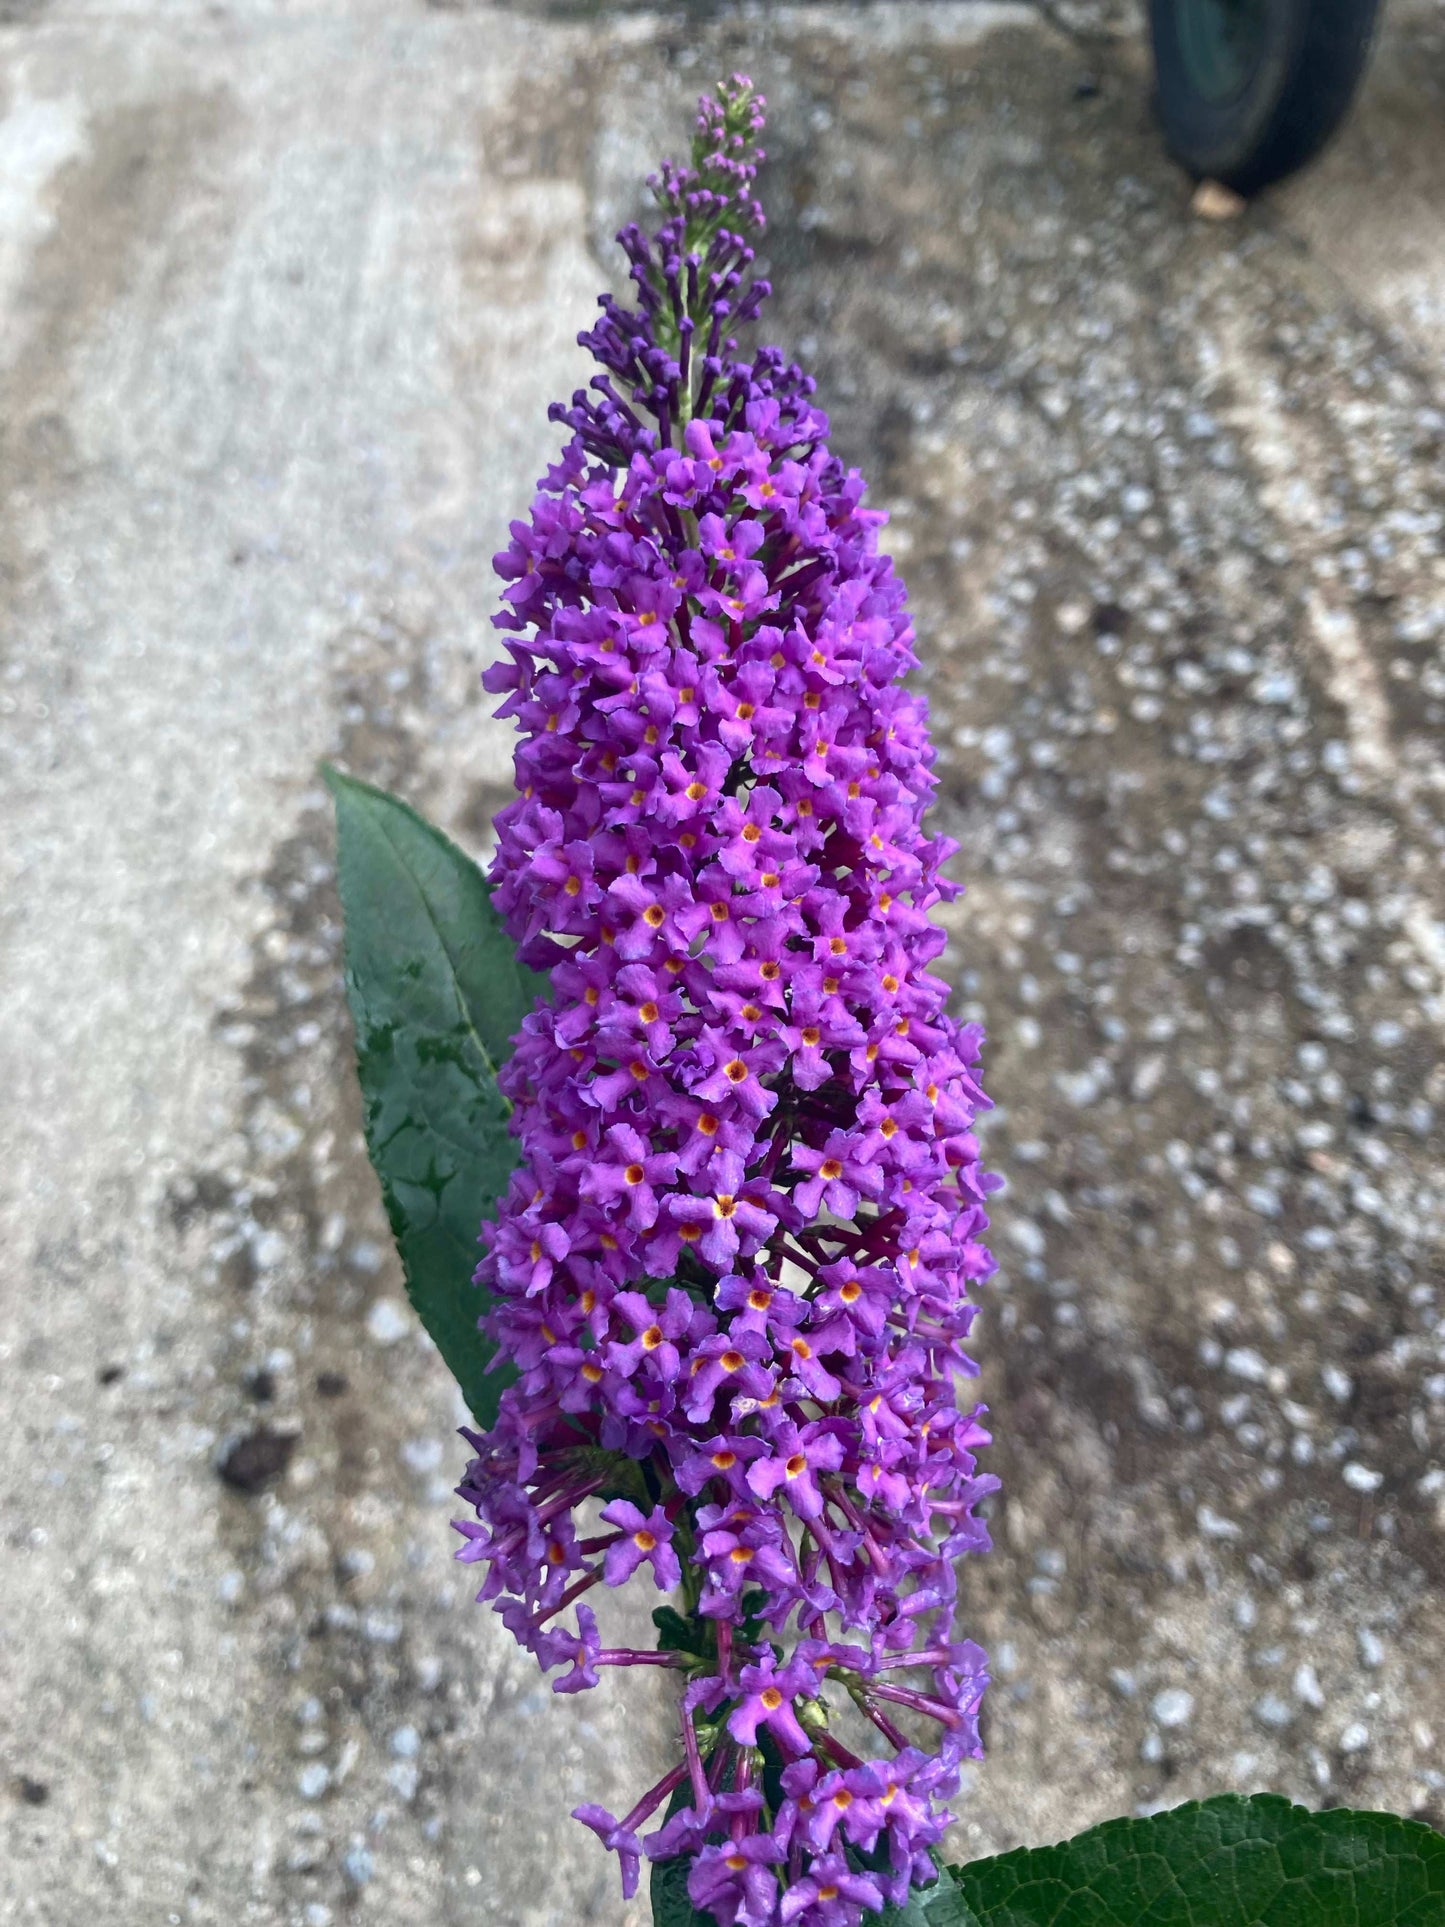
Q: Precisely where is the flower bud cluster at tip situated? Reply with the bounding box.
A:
[456,76,1000,1927]
[549,76,823,467]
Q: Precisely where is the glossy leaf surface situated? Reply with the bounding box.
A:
[327,766,541,1426]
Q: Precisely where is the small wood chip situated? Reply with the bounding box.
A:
[1192,178,1247,221]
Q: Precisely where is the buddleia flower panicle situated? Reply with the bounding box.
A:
[459,74,1000,1927]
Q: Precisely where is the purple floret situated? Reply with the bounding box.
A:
[453,74,999,1927]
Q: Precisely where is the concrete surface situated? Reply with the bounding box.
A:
[2,2,1444,1923]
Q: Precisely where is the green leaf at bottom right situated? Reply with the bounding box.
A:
[942,1793,1445,1926]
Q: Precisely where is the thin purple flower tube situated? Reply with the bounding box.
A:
[457,77,1001,1927]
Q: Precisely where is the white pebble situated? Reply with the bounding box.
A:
[1254,1695,1293,1729]
[297,1763,331,1800]
[1339,1722,1370,1755]
[1198,1505,1241,1540]
[1342,1462,1383,1493]
[1293,1664,1325,1709]
[1152,1689,1195,1729]
[1008,1218,1047,1258]
[1225,1348,1269,1384]
[1358,1628,1384,1669]
[401,1436,444,1475]
[366,1298,410,1346]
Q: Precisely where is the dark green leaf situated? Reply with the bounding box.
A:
[946,1793,1445,1925]
[653,1606,713,1660]
[325,766,544,1427]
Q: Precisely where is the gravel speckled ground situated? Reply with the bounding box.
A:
[3,4,1444,1923]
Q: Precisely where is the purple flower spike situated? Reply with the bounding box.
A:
[453,72,999,1927]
